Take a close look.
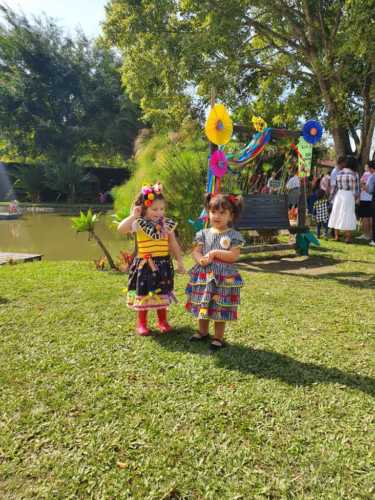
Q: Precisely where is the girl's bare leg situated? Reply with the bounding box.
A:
[363,217,371,238]
[199,319,209,336]
[189,319,210,341]
[334,229,340,241]
[213,321,225,342]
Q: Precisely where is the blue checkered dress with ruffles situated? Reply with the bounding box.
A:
[185,228,245,321]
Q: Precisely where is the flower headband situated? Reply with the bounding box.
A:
[211,193,238,205]
[142,182,163,207]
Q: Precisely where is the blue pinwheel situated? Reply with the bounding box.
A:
[302,120,323,145]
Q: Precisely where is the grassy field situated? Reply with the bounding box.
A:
[1,240,374,499]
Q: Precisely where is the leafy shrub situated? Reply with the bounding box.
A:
[112,127,208,248]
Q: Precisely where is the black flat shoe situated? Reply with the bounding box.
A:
[189,333,210,342]
[209,339,226,351]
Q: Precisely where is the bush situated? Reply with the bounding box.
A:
[112,126,208,248]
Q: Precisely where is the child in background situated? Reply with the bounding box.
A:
[118,182,185,336]
[313,189,330,239]
[185,193,245,351]
[267,170,281,194]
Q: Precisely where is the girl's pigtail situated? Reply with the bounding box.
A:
[204,192,213,209]
[227,194,244,220]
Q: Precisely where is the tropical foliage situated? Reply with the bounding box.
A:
[72,210,117,269]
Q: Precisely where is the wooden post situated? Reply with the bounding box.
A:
[297,176,307,227]
[209,87,216,156]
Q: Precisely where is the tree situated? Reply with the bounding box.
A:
[0,5,141,164]
[71,209,117,270]
[104,0,375,165]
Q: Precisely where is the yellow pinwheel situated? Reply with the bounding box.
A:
[205,103,233,145]
[252,116,267,132]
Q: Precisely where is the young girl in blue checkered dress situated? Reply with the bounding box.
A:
[185,193,245,351]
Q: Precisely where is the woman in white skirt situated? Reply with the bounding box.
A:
[328,156,360,243]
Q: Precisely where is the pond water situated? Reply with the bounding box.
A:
[0,213,132,261]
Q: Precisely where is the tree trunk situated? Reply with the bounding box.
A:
[91,231,117,270]
[359,114,375,169]
[331,125,353,158]
[306,52,353,160]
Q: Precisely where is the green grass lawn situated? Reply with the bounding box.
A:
[1,241,374,499]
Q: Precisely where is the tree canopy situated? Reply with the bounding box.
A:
[0,5,142,164]
[104,0,375,164]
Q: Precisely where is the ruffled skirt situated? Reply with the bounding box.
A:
[185,262,243,321]
[127,256,175,310]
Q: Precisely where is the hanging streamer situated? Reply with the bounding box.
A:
[227,128,272,167]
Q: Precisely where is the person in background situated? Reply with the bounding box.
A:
[313,189,330,239]
[328,156,359,243]
[329,156,347,237]
[267,170,281,194]
[286,169,300,208]
[320,168,331,195]
[365,161,375,247]
[330,156,346,198]
[356,164,373,240]
[307,173,321,215]
[8,200,19,214]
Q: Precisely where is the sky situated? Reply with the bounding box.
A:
[2,0,108,37]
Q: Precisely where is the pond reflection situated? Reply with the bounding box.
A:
[0,213,132,261]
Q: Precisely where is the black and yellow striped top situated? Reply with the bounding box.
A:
[135,217,177,258]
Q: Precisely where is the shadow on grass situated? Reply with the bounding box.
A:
[154,328,375,397]
[237,254,375,289]
[0,297,10,304]
[238,254,341,272]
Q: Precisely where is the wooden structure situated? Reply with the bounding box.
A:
[231,124,308,229]
[235,194,308,254]
[0,252,43,265]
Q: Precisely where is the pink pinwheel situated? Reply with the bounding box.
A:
[210,150,228,178]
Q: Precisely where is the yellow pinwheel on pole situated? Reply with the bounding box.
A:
[205,103,233,146]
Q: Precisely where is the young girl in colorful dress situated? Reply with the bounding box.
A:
[185,193,245,351]
[118,182,185,336]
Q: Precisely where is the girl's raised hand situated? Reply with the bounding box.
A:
[131,205,142,218]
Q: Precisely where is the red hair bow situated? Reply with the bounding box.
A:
[228,195,237,204]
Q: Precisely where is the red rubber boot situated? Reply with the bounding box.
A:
[136,310,150,336]
[156,309,172,333]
